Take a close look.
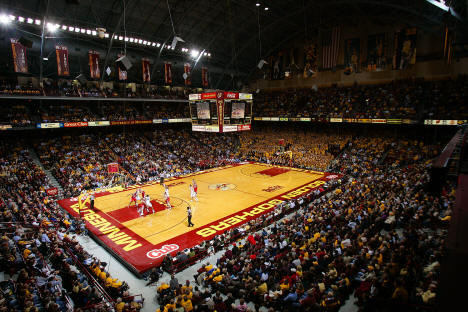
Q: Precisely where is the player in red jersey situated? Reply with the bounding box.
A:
[192,179,198,195]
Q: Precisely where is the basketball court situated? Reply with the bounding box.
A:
[58,162,340,274]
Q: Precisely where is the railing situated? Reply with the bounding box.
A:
[62,244,114,305]
[62,243,143,309]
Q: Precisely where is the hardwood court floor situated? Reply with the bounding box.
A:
[59,162,335,273]
[94,163,324,247]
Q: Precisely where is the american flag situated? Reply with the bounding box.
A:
[322,27,341,69]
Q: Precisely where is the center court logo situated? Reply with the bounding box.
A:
[146,244,179,259]
[208,183,236,191]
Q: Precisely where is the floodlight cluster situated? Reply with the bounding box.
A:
[0,12,211,58]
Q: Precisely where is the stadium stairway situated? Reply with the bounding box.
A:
[28,147,65,198]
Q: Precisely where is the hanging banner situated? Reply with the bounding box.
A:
[303,43,318,78]
[142,58,151,82]
[164,62,172,84]
[367,33,386,71]
[393,27,417,70]
[216,91,224,133]
[10,39,28,73]
[344,38,360,73]
[184,63,192,86]
[56,46,70,76]
[117,53,127,81]
[202,67,208,87]
[88,50,100,79]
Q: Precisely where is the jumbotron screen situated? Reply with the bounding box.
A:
[189,91,252,132]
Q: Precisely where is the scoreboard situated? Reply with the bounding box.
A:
[189,91,253,132]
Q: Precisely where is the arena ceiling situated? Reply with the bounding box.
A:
[3,0,468,87]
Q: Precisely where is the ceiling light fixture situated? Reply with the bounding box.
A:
[0,14,10,24]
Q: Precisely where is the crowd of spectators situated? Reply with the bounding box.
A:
[155,133,452,312]
[1,77,467,125]
[0,142,144,311]
[0,81,42,96]
[0,122,456,312]
[40,103,98,123]
[239,129,350,171]
[255,76,468,121]
[0,103,34,127]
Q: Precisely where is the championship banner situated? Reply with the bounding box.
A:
[303,43,318,78]
[202,67,208,87]
[367,33,386,71]
[392,27,417,70]
[322,27,341,70]
[56,46,70,76]
[142,58,151,82]
[164,62,172,84]
[117,54,127,81]
[344,38,360,73]
[10,39,28,73]
[88,50,100,79]
[184,63,192,86]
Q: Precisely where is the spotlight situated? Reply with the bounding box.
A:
[152,42,156,46]
[18,16,25,22]
[61,25,67,30]
[75,27,80,33]
[256,3,260,6]
[124,37,129,41]
[129,38,134,42]
[69,26,74,31]
[0,14,10,24]
[91,30,97,36]
[191,50,199,58]
[264,7,269,10]
[119,36,123,40]
[156,43,160,47]
[86,29,91,35]
[35,19,41,25]
[46,23,59,32]
[104,33,109,38]
[27,18,33,24]
[80,28,85,33]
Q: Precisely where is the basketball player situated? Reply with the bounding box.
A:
[137,200,145,217]
[164,185,171,209]
[129,190,140,208]
[189,184,198,202]
[192,179,198,196]
[143,194,154,214]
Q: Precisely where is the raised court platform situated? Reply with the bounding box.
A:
[58,162,340,275]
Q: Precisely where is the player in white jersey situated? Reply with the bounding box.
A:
[164,185,171,209]
[143,195,154,214]
[189,184,198,202]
